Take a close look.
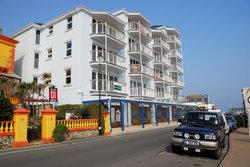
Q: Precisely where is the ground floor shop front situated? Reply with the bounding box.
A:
[83,98,197,132]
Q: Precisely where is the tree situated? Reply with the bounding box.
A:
[0,92,14,120]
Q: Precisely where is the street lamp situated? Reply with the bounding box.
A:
[97,54,102,135]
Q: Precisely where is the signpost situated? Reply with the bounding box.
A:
[242,87,250,136]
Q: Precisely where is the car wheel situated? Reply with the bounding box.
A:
[213,146,222,159]
[172,144,181,153]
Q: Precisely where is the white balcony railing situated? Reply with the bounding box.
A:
[91,79,126,94]
[177,65,184,74]
[91,23,125,41]
[153,38,170,50]
[168,35,181,46]
[128,22,152,38]
[129,42,152,57]
[130,64,154,77]
[130,87,155,97]
[155,73,172,83]
[91,50,126,68]
[175,50,182,59]
[154,55,171,67]
[173,80,185,88]
[155,91,172,99]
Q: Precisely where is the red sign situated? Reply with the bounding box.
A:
[49,88,58,102]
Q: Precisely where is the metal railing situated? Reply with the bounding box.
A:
[154,73,172,83]
[168,35,181,46]
[130,64,154,77]
[91,50,126,68]
[153,55,171,67]
[128,22,152,38]
[153,38,170,50]
[56,119,98,131]
[130,87,155,97]
[91,79,126,94]
[129,42,152,57]
[91,23,125,41]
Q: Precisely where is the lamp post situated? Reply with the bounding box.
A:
[97,54,102,135]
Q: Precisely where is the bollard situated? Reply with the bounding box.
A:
[102,111,111,136]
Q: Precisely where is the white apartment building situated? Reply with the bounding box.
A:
[11,6,185,106]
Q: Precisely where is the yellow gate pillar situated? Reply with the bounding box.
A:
[13,108,30,148]
[103,111,111,136]
[41,108,58,143]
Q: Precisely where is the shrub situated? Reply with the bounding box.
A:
[234,115,244,127]
[52,124,68,142]
[0,92,13,120]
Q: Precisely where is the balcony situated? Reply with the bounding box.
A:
[153,38,170,51]
[175,50,182,60]
[172,79,185,88]
[168,35,181,48]
[177,65,184,74]
[90,50,126,71]
[128,22,152,42]
[91,23,125,49]
[91,79,127,95]
[156,91,172,99]
[154,55,171,67]
[154,73,172,83]
[130,87,155,98]
[129,64,154,78]
[128,42,153,59]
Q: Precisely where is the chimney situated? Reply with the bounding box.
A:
[0,28,2,35]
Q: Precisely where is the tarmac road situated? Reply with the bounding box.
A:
[0,127,228,167]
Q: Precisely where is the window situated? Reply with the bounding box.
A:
[67,16,72,30]
[65,69,71,84]
[45,73,51,84]
[35,30,40,44]
[33,77,38,84]
[49,26,53,35]
[48,48,52,59]
[34,53,39,68]
[66,41,72,57]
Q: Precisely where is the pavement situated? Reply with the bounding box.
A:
[111,121,180,136]
[220,127,250,167]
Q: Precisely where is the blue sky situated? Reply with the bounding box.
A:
[1,0,250,111]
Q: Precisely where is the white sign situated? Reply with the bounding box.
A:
[242,87,250,109]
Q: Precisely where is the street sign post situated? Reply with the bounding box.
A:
[242,87,250,136]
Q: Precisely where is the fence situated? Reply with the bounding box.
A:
[0,121,15,136]
[56,119,98,131]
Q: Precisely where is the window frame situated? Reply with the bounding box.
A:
[65,68,71,85]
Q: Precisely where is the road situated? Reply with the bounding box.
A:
[0,127,228,167]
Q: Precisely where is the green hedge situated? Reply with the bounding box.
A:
[234,115,245,128]
[52,124,68,142]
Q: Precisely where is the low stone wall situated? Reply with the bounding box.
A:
[65,129,99,140]
[0,135,14,148]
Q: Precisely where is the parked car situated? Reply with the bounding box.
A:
[209,111,230,135]
[226,115,237,131]
[171,111,226,159]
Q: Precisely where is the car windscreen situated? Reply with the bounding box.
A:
[184,113,218,125]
